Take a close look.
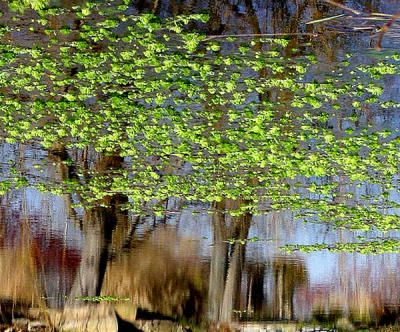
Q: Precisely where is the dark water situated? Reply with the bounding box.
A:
[1,0,400,331]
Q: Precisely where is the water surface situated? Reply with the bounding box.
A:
[1,0,400,331]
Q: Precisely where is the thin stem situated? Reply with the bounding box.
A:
[202,32,320,42]
[376,9,400,50]
[320,0,363,16]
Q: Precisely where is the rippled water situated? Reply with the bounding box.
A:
[1,0,400,331]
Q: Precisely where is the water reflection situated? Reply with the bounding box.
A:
[4,180,400,330]
[1,0,400,331]
[104,228,206,322]
[208,200,251,322]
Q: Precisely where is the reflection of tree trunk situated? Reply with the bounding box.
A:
[219,241,242,322]
[208,208,229,321]
[274,263,293,320]
[246,263,265,318]
[220,213,251,321]
[66,152,127,302]
[49,142,82,228]
[272,257,307,321]
[57,207,123,329]
[57,152,126,331]
[208,200,251,323]
[46,144,127,329]
[67,207,114,304]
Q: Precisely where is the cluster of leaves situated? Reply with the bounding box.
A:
[224,237,261,245]
[7,0,50,12]
[229,309,254,317]
[74,295,131,302]
[282,238,400,255]
[1,0,400,253]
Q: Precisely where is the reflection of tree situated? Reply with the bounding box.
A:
[47,146,128,329]
[0,0,399,328]
[59,153,128,303]
[208,199,251,322]
[271,256,307,320]
[208,205,308,323]
[102,228,206,321]
[245,262,265,319]
[66,207,115,304]
[49,147,127,324]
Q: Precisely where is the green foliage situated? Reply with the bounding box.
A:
[225,237,261,245]
[7,0,49,12]
[74,296,131,302]
[229,309,253,317]
[282,238,400,255]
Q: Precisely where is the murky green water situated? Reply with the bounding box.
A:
[1,0,400,331]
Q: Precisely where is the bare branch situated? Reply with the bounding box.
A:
[320,0,362,16]
[376,9,400,50]
[202,32,319,42]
